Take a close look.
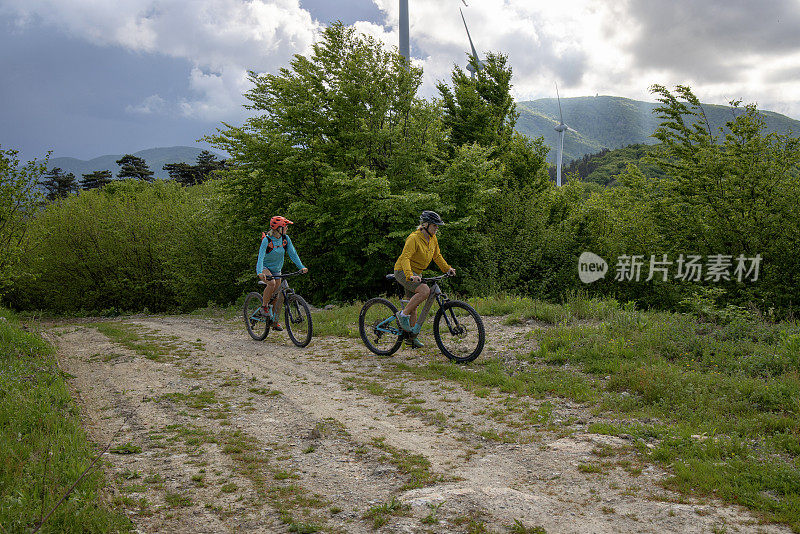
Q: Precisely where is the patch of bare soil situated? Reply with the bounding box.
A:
[44,313,789,534]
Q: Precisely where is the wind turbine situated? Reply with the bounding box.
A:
[459,8,485,78]
[554,84,576,187]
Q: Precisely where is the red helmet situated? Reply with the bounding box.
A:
[270,216,293,229]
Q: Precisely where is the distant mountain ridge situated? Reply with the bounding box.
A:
[49,146,225,181]
[515,96,800,165]
[47,97,800,176]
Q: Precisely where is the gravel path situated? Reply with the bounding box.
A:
[46,314,787,533]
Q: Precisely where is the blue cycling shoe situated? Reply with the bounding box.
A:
[406,337,424,349]
[270,307,283,331]
[395,311,412,331]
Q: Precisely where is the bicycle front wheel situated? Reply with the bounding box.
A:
[433,301,485,363]
[244,292,270,341]
[359,298,403,356]
[285,294,313,347]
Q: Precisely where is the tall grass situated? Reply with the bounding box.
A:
[0,309,131,533]
[522,294,800,530]
[469,290,623,324]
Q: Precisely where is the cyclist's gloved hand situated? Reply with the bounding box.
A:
[301,267,308,274]
[447,268,456,277]
[411,275,422,283]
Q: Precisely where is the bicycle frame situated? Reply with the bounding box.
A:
[250,271,303,324]
[370,289,436,338]
[405,282,449,333]
[386,273,454,336]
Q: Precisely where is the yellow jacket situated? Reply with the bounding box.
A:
[394,230,451,281]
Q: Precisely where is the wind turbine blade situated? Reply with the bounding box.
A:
[462,0,469,5]
[556,82,563,124]
[460,8,480,60]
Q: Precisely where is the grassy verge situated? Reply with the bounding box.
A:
[532,302,800,529]
[309,304,361,338]
[468,290,625,323]
[0,308,131,533]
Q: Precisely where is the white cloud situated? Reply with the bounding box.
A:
[179,66,252,120]
[1,0,320,120]
[126,94,166,115]
[364,0,632,99]
[2,0,799,121]
[363,0,800,115]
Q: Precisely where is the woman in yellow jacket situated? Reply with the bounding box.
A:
[393,210,456,348]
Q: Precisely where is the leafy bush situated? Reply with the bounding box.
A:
[6,179,243,312]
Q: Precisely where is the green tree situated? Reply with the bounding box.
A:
[562,144,667,186]
[207,22,459,300]
[10,180,183,312]
[498,131,550,192]
[0,146,47,296]
[80,169,112,190]
[437,53,548,193]
[5,178,247,313]
[40,167,77,201]
[164,151,227,186]
[116,154,154,182]
[195,150,226,183]
[434,53,550,295]
[163,162,198,185]
[437,53,518,154]
[648,84,800,312]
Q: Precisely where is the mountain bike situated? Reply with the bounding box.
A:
[243,270,313,347]
[358,273,485,363]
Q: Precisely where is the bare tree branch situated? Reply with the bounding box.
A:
[32,417,130,534]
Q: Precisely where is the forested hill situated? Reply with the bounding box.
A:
[48,146,224,180]
[45,99,800,176]
[515,95,800,165]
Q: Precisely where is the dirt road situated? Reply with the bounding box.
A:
[46,314,787,533]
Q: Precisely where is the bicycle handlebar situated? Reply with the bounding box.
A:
[385,272,454,283]
[263,270,306,280]
[421,273,454,283]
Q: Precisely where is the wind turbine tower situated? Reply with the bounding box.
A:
[399,0,409,60]
[554,84,576,187]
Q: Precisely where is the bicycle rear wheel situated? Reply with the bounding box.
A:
[243,292,270,341]
[433,300,485,363]
[285,294,313,347]
[359,298,403,356]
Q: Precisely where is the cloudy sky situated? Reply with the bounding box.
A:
[2,0,799,162]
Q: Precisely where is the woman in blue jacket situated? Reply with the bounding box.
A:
[256,216,308,331]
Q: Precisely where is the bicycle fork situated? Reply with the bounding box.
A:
[440,305,465,336]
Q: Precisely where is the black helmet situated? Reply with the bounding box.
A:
[420,210,445,226]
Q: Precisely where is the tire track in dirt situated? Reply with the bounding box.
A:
[49,316,790,534]
[50,325,287,533]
